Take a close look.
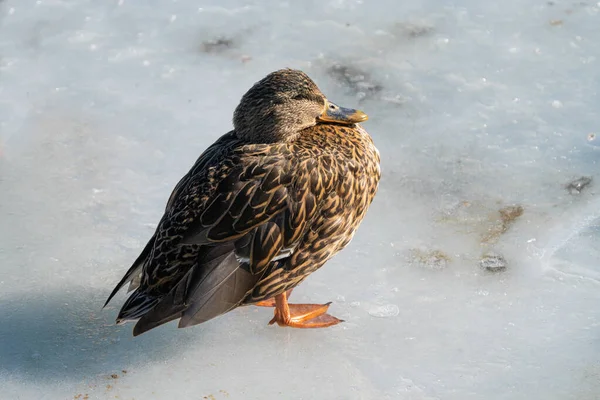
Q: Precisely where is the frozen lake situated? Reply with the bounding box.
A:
[1,0,599,399]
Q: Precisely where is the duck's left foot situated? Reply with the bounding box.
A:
[267,292,343,329]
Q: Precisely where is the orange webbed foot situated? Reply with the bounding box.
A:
[268,293,343,329]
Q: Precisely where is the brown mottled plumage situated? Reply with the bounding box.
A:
[104,69,380,336]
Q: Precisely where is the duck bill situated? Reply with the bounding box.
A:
[317,101,368,125]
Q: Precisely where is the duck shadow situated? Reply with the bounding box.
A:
[0,287,200,382]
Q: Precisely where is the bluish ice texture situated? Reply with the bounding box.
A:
[1,0,599,399]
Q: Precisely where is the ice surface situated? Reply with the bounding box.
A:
[1,0,599,399]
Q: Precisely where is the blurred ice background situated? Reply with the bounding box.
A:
[1,0,599,399]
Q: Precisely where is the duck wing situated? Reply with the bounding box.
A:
[107,133,303,335]
[103,132,238,308]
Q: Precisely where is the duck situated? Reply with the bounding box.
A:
[104,68,381,336]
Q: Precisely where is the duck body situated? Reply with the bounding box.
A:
[105,69,380,335]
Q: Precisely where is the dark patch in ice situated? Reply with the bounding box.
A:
[326,64,383,102]
[479,252,507,272]
[392,21,434,39]
[408,248,451,270]
[499,205,524,223]
[436,200,526,246]
[586,133,600,147]
[565,176,592,194]
[482,205,524,244]
[201,36,236,54]
[198,31,253,63]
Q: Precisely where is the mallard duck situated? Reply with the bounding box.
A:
[104,69,381,336]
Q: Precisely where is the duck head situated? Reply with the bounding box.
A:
[233,68,368,143]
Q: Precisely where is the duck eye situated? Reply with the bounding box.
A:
[329,104,336,110]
